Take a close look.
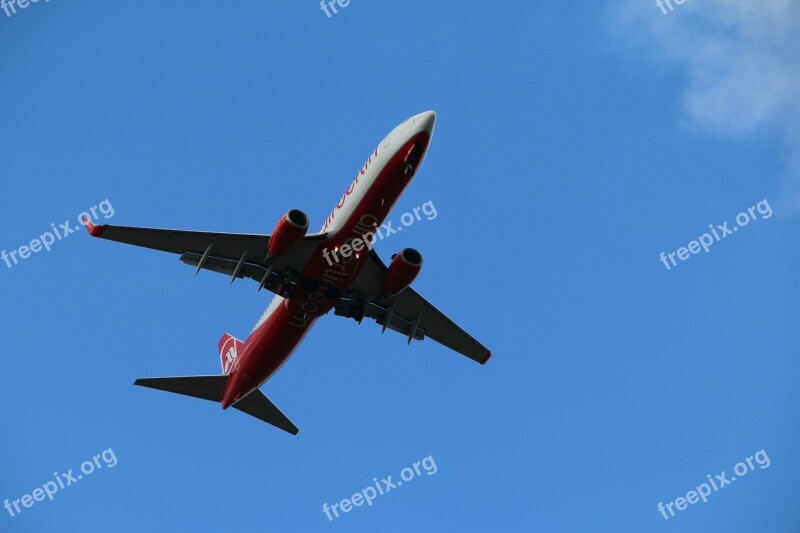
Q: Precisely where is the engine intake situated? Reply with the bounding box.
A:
[384,248,422,295]
[268,209,309,257]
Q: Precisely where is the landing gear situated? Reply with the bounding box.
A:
[332,292,372,324]
[276,270,300,298]
[355,299,373,324]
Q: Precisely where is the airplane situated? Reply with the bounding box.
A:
[83,110,491,435]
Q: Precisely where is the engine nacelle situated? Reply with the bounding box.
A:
[384,248,423,296]
[268,209,309,257]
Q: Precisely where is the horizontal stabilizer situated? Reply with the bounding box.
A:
[233,390,299,435]
[134,375,298,434]
[134,376,228,402]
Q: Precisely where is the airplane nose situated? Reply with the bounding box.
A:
[414,110,436,134]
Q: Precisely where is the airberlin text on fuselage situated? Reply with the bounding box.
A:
[291,146,382,328]
[321,147,379,233]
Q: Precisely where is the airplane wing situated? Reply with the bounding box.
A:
[83,219,326,296]
[335,250,491,364]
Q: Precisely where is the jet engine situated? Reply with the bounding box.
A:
[268,209,309,257]
[384,248,422,295]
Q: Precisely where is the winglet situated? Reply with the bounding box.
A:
[81,217,106,238]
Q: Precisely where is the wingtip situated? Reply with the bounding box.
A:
[481,351,492,365]
[82,217,106,237]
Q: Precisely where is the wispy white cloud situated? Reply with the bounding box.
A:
[606,0,800,206]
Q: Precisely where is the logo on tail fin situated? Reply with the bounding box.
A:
[223,346,236,374]
[218,334,244,375]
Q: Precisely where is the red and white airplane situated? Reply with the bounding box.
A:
[84,111,491,434]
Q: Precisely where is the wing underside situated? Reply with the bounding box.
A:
[85,221,327,296]
[338,250,491,364]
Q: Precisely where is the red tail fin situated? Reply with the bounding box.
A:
[218,333,244,375]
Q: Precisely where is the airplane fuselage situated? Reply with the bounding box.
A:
[221,112,436,409]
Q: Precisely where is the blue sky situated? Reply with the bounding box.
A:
[1,1,798,531]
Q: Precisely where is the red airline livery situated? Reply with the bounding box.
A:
[84,111,491,434]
